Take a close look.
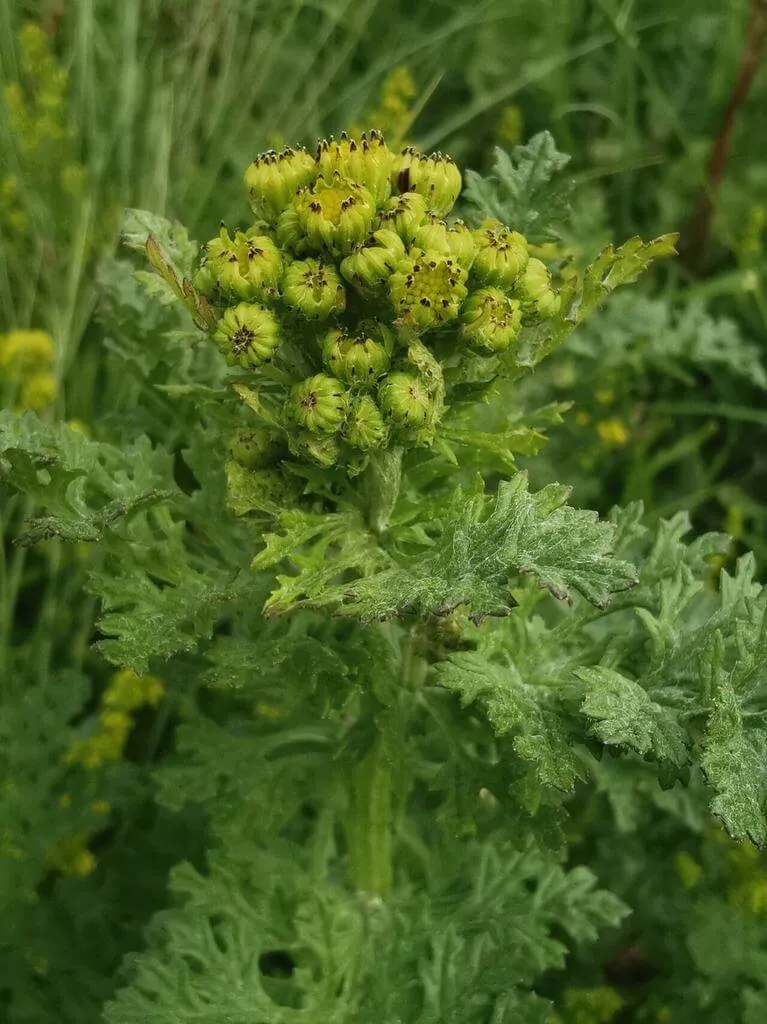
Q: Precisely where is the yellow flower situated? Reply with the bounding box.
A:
[595,388,614,405]
[674,851,703,890]
[20,372,57,411]
[575,411,591,426]
[46,834,97,877]
[0,329,54,373]
[497,104,524,146]
[104,668,164,712]
[349,67,417,149]
[596,418,629,447]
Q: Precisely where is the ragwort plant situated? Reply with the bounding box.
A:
[3,129,767,1022]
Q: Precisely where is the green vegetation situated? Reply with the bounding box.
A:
[1,2,766,1022]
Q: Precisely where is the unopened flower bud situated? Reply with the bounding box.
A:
[287,374,348,434]
[213,303,281,367]
[295,174,376,254]
[316,130,393,205]
[339,228,406,290]
[192,261,217,298]
[343,394,389,450]
[275,205,307,254]
[514,257,561,322]
[227,428,280,469]
[244,146,316,222]
[389,249,468,330]
[322,326,391,385]
[282,258,346,319]
[472,220,529,287]
[378,372,434,428]
[377,192,428,243]
[412,215,475,270]
[238,230,283,298]
[460,287,522,354]
[391,148,462,216]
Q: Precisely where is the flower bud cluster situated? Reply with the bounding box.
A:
[180,131,562,472]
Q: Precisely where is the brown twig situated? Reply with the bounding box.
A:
[679,0,767,270]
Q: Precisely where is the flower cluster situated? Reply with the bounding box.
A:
[0,328,57,411]
[183,130,562,470]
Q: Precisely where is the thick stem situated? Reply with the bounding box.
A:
[346,735,393,900]
[680,0,767,269]
[363,445,403,536]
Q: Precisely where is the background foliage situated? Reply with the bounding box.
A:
[1,1,766,1022]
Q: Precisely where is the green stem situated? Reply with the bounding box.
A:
[346,735,393,899]
[363,445,403,536]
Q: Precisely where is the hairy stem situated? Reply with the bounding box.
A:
[363,445,403,536]
[346,734,393,899]
[680,0,767,269]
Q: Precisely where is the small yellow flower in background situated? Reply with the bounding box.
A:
[562,986,624,1024]
[674,850,703,890]
[89,800,111,816]
[497,104,524,146]
[67,419,91,436]
[65,670,164,770]
[596,418,629,447]
[104,668,165,712]
[46,833,96,878]
[0,328,54,373]
[730,874,767,916]
[349,67,417,149]
[595,388,614,406]
[657,1009,672,1023]
[255,701,284,719]
[575,411,591,426]
[0,328,58,412]
[57,793,72,810]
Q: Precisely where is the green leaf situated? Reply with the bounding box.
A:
[0,411,173,544]
[322,475,636,621]
[517,234,679,368]
[576,666,688,766]
[252,508,388,617]
[463,133,572,241]
[439,651,581,791]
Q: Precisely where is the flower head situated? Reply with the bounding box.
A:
[377,191,428,243]
[514,257,561,322]
[286,374,348,434]
[378,372,434,429]
[213,303,281,367]
[389,249,468,330]
[472,219,529,287]
[391,148,462,216]
[244,146,316,222]
[295,174,376,254]
[322,326,392,386]
[316,130,393,205]
[282,258,346,319]
[340,228,406,291]
[460,287,522,354]
[344,394,389,450]
[412,215,475,270]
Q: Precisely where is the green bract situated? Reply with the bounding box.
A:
[460,286,522,354]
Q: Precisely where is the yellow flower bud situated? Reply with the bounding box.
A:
[339,228,406,291]
[460,286,522,354]
[244,146,316,222]
[286,374,348,434]
[412,215,475,270]
[282,258,346,319]
[515,257,561,322]
[295,173,376,254]
[213,303,281,368]
[377,191,428,243]
[391,148,462,216]
[321,326,392,386]
[472,220,529,288]
[316,130,393,205]
[389,249,468,330]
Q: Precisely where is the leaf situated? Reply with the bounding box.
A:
[517,234,679,368]
[701,633,767,846]
[439,651,581,791]
[576,666,688,766]
[0,411,173,544]
[252,508,388,617]
[321,475,636,621]
[463,133,572,241]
